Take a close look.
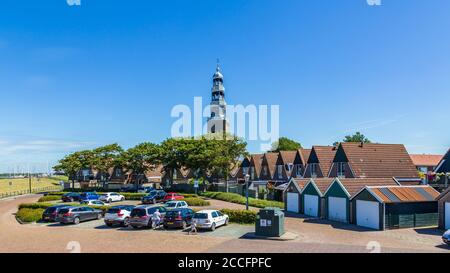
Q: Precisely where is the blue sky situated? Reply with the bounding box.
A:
[0,0,449,172]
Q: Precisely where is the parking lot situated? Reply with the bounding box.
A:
[0,194,449,253]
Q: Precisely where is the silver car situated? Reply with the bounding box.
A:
[129,205,167,229]
[57,206,103,225]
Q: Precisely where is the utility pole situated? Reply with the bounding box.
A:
[28,163,32,194]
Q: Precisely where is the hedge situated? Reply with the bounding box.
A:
[38,195,62,202]
[200,192,284,209]
[19,203,56,210]
[16,208,46,223]
[183,197,210,206]
[220,209,257,224]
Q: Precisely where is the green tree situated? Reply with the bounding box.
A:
[334,132,371,146]
[91,143,123,184]
[121,142,161,188]
[54,150,94,188]
[270,137,302,152]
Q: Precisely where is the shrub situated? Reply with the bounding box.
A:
[38,195,62,202]
[18,203,55,210]
[180,193,199,198]
[120,193,147,200]
[183,197,210,206]
[16,208,45,223]
[220,209,257,224]
[200,192,283,209]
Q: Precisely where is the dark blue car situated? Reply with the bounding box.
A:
[80,192,100,201]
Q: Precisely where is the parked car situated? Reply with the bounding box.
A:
[129,205,167,229]
[80,200,107,206]
[165,200,188,209]
[99,192,125,203]
[142,190,167,204]
[79,192,100,201]
[104,205,136,227]
[61,192,81,202]
[163,208,194,229]
[42,204,71,222]
[163,192,184,202]
[57,206,103,225]
[443,229,450,245]
[193,210,229,231]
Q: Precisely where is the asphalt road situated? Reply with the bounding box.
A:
[0,194,448,253]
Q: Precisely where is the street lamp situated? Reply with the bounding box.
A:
[244,174,250,211]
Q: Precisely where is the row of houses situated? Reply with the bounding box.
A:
[234,142,424,192]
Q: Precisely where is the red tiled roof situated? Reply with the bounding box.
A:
[279,151,297,165]
[250,154,264,177]
[312,146,337,176]
[337,178,399,196]
[299,148,311,165]
[340,143,419,179]
[263,152,279,177]
[410,154,443,167]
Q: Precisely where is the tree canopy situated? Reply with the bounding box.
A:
[334,132,371,146]
[270,137,302,152]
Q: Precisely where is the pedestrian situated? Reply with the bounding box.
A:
[152,209,161,230]
[189,220,197,235]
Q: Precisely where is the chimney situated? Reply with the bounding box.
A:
[359,141,364,148]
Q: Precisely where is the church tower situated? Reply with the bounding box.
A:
[207,62,229,135]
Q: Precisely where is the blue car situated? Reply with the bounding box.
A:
[80,192,100,201]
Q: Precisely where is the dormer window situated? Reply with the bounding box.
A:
[278,165,283,179]
[337,162,346,177]
[310,163,317,177]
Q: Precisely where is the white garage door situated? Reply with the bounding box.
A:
[356,200,380,230]
[328,197,347,222]
[304,194,319,217]
[445,202,450,230]
[286,192,299,213]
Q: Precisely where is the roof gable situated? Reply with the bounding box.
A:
[340,143,419,179]
[435,148,450,173]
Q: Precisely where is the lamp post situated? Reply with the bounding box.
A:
[245,174,250,211]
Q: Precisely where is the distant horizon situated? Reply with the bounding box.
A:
[1,1,449,172]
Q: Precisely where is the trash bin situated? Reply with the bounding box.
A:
[255,207,285,237]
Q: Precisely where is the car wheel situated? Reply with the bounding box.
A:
[106,223,113,227]
[131,225,139,229]
[182,221,188,229]
[210,223,216,231]
[122,217,130,227]
[69,198,74,202]
[121,197,125,201]
[163,225,168,229]
[73,217,80,225]
[97,213,102,220]
[153,198,156,204]
[224,218,229,226]
[108,199,112,203]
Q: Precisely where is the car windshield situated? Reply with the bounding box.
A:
[166,202,177,208]
[130,209,146,217]
[193,213,208,219]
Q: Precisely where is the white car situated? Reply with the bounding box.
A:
[104,205,135,227]
[99,192,125,203]
[165,200,188,209]
[192,210,229,231]
[80,200,107,206]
